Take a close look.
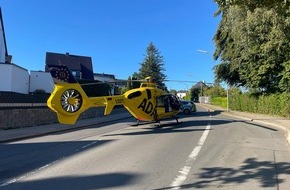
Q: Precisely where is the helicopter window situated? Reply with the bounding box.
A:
[128,91,142,99]
[156,96,165,107]
[170,95,181,110]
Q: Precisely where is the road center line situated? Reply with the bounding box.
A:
[170,124,211,189]
[0,140,102,187]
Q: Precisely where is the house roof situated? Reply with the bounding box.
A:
[45,52,93,71]
[45,52,94,80]
[194,81,206,88]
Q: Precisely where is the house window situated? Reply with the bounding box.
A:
[72,70,82,79]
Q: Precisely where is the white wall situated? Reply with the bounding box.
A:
[0,63,12,91]
[94,75,115,82]
[177,92,187,99]
[0,63,29,93]
[30,71,54,93]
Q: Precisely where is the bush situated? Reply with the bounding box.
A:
[226,92,290,118]
[211,97,227,108]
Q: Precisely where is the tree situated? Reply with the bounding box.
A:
[131,72,141,89]
[190,87,200,102]
[213,1,290,93]
[126,76,132,91]
[137,42,167,89]
[214,0,290,13]
[203,85,226,98]
[169,89,177,95]
[189,81,207,101]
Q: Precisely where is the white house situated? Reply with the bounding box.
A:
[177,91,187,99]
[94,73,116,82]
[0,63,29,94]
[29,71,54,93]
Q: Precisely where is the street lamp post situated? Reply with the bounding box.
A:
[227,84,229,112]
[196,49,230,111]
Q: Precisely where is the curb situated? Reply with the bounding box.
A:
[0,114,132,143]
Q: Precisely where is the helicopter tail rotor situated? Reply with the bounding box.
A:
[47,82,92,124]
[46,64,126,124]
[47,65,94,124]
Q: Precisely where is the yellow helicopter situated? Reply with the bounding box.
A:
[47,65,182,126]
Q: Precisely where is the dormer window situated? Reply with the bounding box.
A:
[72,70,82,79]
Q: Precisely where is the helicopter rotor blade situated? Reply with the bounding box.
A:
[164,79,214,85]
[79,79,146,86]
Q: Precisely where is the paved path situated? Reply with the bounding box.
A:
[199,103,290,145]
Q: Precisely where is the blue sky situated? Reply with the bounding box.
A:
[1,0,220,91]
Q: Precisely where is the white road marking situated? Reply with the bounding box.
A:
[170,124,211,189]
[0,160,60,187]
[81,140,99,149]
[0,140,101,187]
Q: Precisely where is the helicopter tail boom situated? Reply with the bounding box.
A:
[102,95,125,115]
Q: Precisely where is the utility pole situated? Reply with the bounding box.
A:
[197,49,229,110]
[227,84,229,112]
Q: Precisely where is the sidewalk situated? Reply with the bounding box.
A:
[0,112,132,143]
[198,103,290,145]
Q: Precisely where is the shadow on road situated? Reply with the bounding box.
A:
[105,110,277,137]
[155,157,290,189]
[104,118,214,137]
[0,140,113,185]
[1,172,142,190]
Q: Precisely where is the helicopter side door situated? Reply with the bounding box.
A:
[155,95,174,119]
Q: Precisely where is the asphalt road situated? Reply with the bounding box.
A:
[1,105,290,190]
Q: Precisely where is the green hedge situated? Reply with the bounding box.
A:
[228,92,290,118]
[211,97,227,108]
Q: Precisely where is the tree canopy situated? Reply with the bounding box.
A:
[136,42,167,89]
[213,0,290,93]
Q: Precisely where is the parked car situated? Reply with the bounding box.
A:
[180,100,196,114]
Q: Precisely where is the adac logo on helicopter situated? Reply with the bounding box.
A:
[136,88,157,118]
[138,98,155,114]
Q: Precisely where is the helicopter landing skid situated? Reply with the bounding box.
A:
[130,119,154,127]
[131,117,181,127]
[154,116,182,128]
[173,116,180,124]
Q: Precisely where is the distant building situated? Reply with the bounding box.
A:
[94,73,116,82]
[93,73,127,95]
[45,52,94,80]
[0,63,29,94]
[30,71,54,93]
[0,7,29,94]
[177,90,187,99]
